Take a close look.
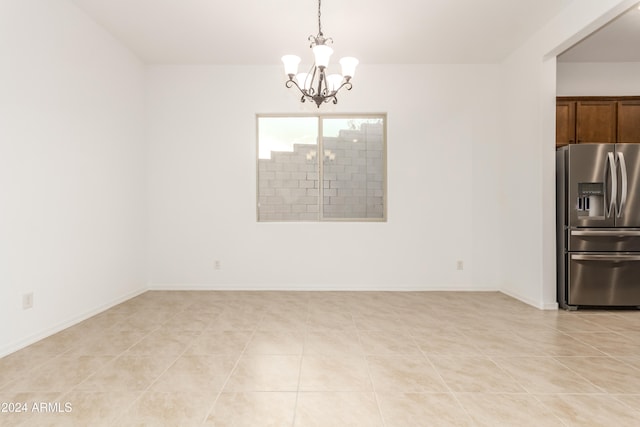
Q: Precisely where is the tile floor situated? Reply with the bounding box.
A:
[1,291,640,426]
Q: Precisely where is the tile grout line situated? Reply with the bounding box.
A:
[132,320,218,424]
[15,307,138,421]
[198,310,262,426]
[550,355,616,395]
[355,314,389,427]
[98,302,221,425]
[290,308,311,427]
[564,329,640,358]
[482,355,573,426]
[107,310,205,427]
[527,393,572,427]
[414,328,478,427]
[57,319,165,427]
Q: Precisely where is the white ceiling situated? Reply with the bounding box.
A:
[558,5,640,62]
[70,0,575,65]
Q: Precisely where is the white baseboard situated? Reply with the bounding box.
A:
[0,287,148,358]
[499,288,558,310]
[541,301,559,310]
[154,284,558,310]
[148,283,500,292]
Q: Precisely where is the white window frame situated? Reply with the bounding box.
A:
[256,113,387,222]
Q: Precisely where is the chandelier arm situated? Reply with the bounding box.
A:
[285,78,302,92]
[286,79,315,106]
[326,95,336,104]
[332,81,353,94]
[318,94,337,105]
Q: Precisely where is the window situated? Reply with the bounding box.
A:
[257,114,386,221]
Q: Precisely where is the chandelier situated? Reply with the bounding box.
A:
[281,0,358,108]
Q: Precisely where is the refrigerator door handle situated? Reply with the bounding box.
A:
[616,151,628,218]
[605,151,617,218]
[571,229,640,237]
[571,254,640,262]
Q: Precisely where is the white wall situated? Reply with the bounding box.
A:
[0,0,147,356]
[6,0,630,359]
[557,62,640,95]
[499,0,637,309]
[147,64,503,291]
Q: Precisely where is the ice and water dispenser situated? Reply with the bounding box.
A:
[576,182,604,218]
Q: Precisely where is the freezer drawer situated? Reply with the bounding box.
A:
[569,228,640,252]
[569,252,640,306]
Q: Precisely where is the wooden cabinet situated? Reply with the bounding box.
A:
[556,96,640,147]
[556,101,575,147]
[617,100,640,143]
[575,101,617,143]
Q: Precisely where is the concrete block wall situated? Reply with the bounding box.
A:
[258,122,384,221]
[258,143,320,221]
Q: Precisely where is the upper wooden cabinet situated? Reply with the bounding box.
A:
[556,100,575,147]
[576,101,617,143]
[617,100,640,143]
[556,96,640,147]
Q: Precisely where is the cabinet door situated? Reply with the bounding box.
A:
[576,101,617,143]
[556,101,576,147]
[617,101,640,143]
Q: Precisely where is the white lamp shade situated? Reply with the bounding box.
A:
[282,55,301,76]
[339,57,359,78]
[327,74,344,92]
[296,73,312,91]
[312,45,333,68]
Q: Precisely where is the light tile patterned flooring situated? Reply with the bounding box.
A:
[1,291,640,426]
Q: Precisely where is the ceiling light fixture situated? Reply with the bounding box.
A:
[281,0,358,108]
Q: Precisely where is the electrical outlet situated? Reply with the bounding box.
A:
[456,260,464,271]
[214,260,221,270]
[23,293,34,310]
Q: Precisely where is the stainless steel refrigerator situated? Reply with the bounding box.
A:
[557,143,640,309]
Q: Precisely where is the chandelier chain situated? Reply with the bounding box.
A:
[317,0,322,36]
